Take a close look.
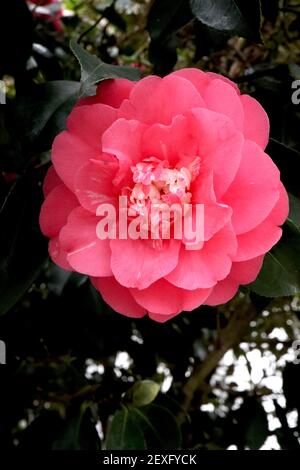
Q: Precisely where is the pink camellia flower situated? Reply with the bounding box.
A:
[40,69,288,322]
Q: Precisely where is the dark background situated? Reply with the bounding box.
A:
[1,0,300,450]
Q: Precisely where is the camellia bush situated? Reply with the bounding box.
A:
[1,0,300,451]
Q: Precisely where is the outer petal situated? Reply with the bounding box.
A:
[49,237,72,271]
[118,75,205,125]
[203,79,244,132]
[92,276,146,318]
[203,204,233,240]
[205,278,238,306]
[39,184,78,238]
[43,166,61,197]
[67,103,117,149]
[52,131,102,191]
[78,78,135,108]
[172,68,240,95]
[205,256,265,306]
[234,220,282,262]
[171,68,211,96]
[240,94,270,150]
[59,207,112,277]
[229,256,264,285]
[131,279,212,316]
[166,223,237,289]
[233,181,288,261]
[110,238,181,290]
[75,158,118,213]
[222,140,280,234]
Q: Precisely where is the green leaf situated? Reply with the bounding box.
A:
[147,0,192,75]
[70,39,140,97]
[249,230,300,297]
[287,193,300,234]
[267,139,300,198]
[132,404,181,449]
[105,408,146,450]
[190,0,262,41]
[130,380,160,407]
[52,404,101,450]
[0,175,48,316]
[9,81,80,151]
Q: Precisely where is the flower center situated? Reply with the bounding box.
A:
[120,157,200,242]
[126,157,200,216]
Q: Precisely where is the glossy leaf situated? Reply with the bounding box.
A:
[190,0,262,41]
[105,408,146,450]
[249,230,300,297]
[132,404,182,449]
[0,175,48,316]
[8,81,80,151]
[70,39,140,97]
[130,380,160,407]
[53,405,101,450]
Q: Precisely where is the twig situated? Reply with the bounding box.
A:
[177,297,257,425]
[78,15,103,44]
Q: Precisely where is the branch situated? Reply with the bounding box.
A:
[177,296,257,425]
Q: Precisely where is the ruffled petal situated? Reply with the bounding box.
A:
[203,79,244,132]
[49,237,72,271]
[59,207,112,277]
[188,108,244,198]
[241,94,270,150]
[92,276,146,318]
[222,140,280,234]
[142,115,197,166]
[52,131,102,191]
[110,238,181,289]
[67,103,117,149]
[233,181,288,261]
[131,278,212,315]
[229,256,264,284]
[205,278,238,306]
[39,184,78,238]
[166,223,237,289]
[78,78,135,108]
[43,166,61,197]
[75,158,118,213]
[102,118,145,186]
[118,74,205,125]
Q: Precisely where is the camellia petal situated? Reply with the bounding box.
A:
[75,158,118,213]
[92,277,146,318]
[43,166,62,197]
[110,238,181,290]
[222,140,280,234]
[119,74,205,125]
[52,131,102,191]
[78,78,135,108]
[40,184,78,238]
[59,207,112,277]
[166,223,237,289]
[240,94,270,150]
[131,279,212,316]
